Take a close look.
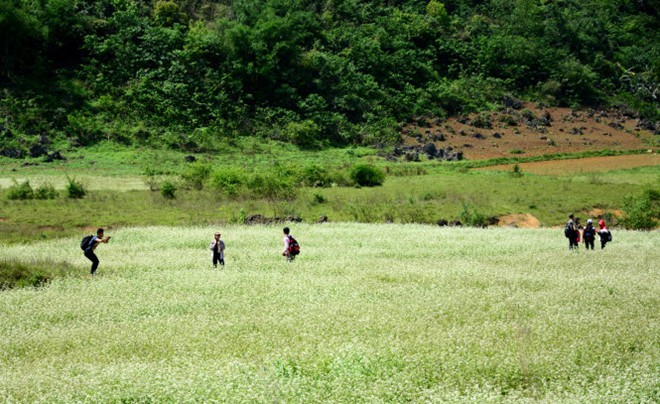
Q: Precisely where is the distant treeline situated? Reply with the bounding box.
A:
[1,0,658,153]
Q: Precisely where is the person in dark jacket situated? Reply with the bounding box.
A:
[598,219,611,249]
[84,228,111,276]
[209,232,225,268]
[582,219,596,250]
[566,214,579,250]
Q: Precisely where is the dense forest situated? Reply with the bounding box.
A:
[1,0,658,154]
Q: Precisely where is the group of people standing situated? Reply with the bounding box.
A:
[566,214,612,250]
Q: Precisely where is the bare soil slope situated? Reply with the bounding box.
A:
[400,103,658,160]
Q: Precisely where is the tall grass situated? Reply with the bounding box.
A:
[0,224,658,402]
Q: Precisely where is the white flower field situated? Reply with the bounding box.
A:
[1,224,658,402]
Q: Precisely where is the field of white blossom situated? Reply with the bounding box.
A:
[1,224,658,402]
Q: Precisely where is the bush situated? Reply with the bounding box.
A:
[143,167,161,191]
[66,176,86,199]
[349,164,385,187]
[458,204,489,227]
[6,180,35,200]
[621,189,660,230]
[34,182,58,199]
[210,168,244,197]
[311,192,326,204]
[160,181,177,199]
[510,164,523,177]
[246,172,297,200]
[0,258,72,290]
[181,162,212,190]
[299,165,330,187]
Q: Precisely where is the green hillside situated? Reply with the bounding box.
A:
[1,0,659,155]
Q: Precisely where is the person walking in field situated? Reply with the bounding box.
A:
[582,219,596,250]
[209,232,225,268]
[282,227,300,262]
[598,218,612,249]
[83,228,111,276]
[565,214,579,250]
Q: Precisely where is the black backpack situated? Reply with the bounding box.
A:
[583,226,595,240]
[80,235,94,251]
[288,235,300,256]
[564,223,573,238]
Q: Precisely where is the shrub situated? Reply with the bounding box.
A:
[621,189,660,230]
[160,181,177,199]
[510,164,523,177]
[312,192,326,204]
[472,113,493,129]
[210,168,244,197]
[0,258,72,290]
[246,172,297,200]
[181,162,212,190]
[350,164,385,187]
[143,167,161,191]
[299,165,330,187]
[6,180,35,200]
[458,203,489,227]
[34,182,58,199]
[66,176,86,199]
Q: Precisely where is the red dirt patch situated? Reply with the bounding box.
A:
[498,213,541,228]
[401,103,657,160]
[477,153,658,175]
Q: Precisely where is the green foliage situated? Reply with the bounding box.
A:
[621,189,660,230]
[3,0,657,150]
[210,168,244,197]
[349,164,386,187]
[298,164,330,187]
[510,164,523,178]
[6,180,35,200]
[35,182,58,199]
[311,192,326,205]
[66,176,86,199]
[458,203,489,227]
[160,181,177,199]
[181,162,212,190]
[0,258,72,290]
[246,171,297,200]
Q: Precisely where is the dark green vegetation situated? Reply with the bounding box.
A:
[0,258,72,290]
[2,0,659,156]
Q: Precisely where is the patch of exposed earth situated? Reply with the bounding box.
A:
[397,100,658,161]
[478,153,658,175]
[497,213,541,228]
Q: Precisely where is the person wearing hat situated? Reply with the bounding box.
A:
[209,232,225,268]
[582,219,596,250]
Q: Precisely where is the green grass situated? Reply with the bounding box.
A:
[0,224,658,401]
[1,143,658,244]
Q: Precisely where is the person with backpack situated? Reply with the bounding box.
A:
[82,228,111,276]
[598,218,612,249]
[282,227,300,262]
[209,232,225,269]
[582,219,596,250]
[565,214,579,250]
